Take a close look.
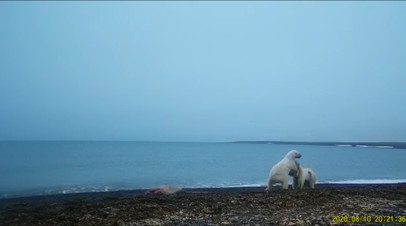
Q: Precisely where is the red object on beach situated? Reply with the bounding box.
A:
[145,188,163,194]
[145,186,182,195]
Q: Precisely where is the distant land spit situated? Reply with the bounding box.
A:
[232,141,406,150]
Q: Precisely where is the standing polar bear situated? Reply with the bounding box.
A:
[266,150,302,192]
[292,161,317,189]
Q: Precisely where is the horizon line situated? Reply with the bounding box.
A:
[1,139,405,143]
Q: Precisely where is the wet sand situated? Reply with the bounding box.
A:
[1,184,405,225]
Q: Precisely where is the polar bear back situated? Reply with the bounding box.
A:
[306,168,316,181]
[301,167,317,188]
[303,168,316,179]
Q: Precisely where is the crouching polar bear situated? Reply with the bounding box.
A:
[266,150,302,192]
[291,161,317,189]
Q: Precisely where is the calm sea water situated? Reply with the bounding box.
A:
[1,141,405,198]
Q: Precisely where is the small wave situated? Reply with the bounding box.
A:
[0,185,132,199]
[335,144,352,147]
[372,146,393,149]
[354,145,394,149]
[322,179,406,184]
[355,145,369,148]
[218,183,264,188]
[182,182,264,189]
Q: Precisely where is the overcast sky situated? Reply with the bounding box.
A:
[1,2,406,142]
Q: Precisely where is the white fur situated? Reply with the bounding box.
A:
[266,150,301,192]
[293,164,316,189]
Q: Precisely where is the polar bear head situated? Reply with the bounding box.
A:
[285,150,301,160]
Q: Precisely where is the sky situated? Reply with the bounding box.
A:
[0,2,406,142]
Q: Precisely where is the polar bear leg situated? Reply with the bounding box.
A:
[309,171,316,188]
[298,174,306,189]
[281,176,289,189]
[266,178,274,193]
[292,176,300,189]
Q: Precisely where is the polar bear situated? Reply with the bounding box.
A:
[266,150,302,192]
[292,161,316,189]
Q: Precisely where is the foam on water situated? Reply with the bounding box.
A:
[322,178,406,184]
[354,145,393,149]
[335,144,352,147]
[372,146,393,149]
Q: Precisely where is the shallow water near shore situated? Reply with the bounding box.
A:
[1,141,405,198]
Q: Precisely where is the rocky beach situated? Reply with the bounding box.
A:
[0,184,405,225]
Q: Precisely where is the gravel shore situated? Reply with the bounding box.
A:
[1,184,405,225]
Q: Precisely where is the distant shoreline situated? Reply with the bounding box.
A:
[232,141,406,149]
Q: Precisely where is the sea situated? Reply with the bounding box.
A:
[0,141,405,199]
